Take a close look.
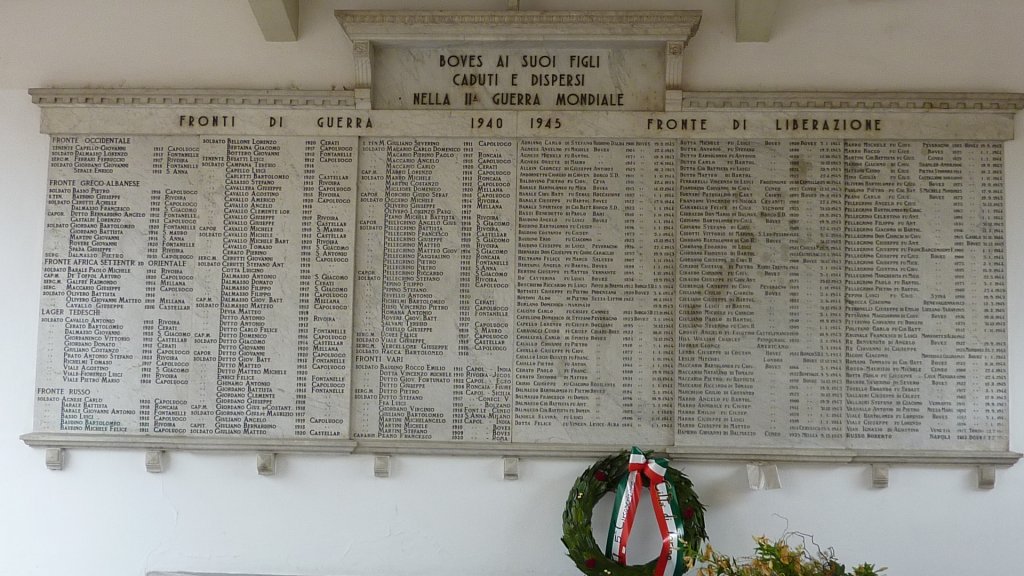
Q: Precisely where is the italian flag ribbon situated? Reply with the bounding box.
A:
[605,447,687,576]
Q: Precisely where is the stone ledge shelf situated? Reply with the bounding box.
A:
[148,569,299,573]
[21,432,357,454]
[22,433,1019,465]
[23,435,1016,488]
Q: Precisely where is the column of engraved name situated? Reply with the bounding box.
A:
[844,141,933,447]
[377,139,415,438]
[455,139,515,442]
[212,137,306,436]
[677,140,844,446]
[71,159,147,431]
[36,141,76,430]
[514,140,591,439]
[215,138,252,434]
[352,138,514,442]
[379,140,462,439]
[677,140,760,441]
[515,139,673,444]
[35,136,149,434]
[145,138,201,434]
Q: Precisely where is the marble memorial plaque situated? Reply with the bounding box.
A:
[27,101,1014,463]
[20,8,1023,464]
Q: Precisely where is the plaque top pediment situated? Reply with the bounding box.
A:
[335,10,702,111]
[334,10,702,44]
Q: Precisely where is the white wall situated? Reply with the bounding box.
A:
[2,1,1024,574]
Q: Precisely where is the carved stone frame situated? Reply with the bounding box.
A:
[335,10,702,110]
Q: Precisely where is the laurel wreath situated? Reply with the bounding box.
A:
[562,450,708,576]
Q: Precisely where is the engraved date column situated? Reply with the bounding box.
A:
[961,141,1007,447]
[351,138,387,439]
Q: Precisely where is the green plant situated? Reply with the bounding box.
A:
[686,535,885,576]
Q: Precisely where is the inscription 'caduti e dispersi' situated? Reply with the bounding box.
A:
[420,53,621,107]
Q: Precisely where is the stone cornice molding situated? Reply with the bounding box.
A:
[335,10,702,44]
[681,91,1024,111]
[30,88,356,108]
[19,433,1021,467]
[31,89,1024,114]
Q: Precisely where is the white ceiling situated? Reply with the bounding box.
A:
[248,0,780,43]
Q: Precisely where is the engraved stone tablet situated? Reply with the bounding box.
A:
[21,10,1024,466]
[371,47,664,110]
[36,134,357,441]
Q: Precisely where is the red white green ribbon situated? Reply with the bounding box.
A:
[605,448,647,563]
[605,447,687,576]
